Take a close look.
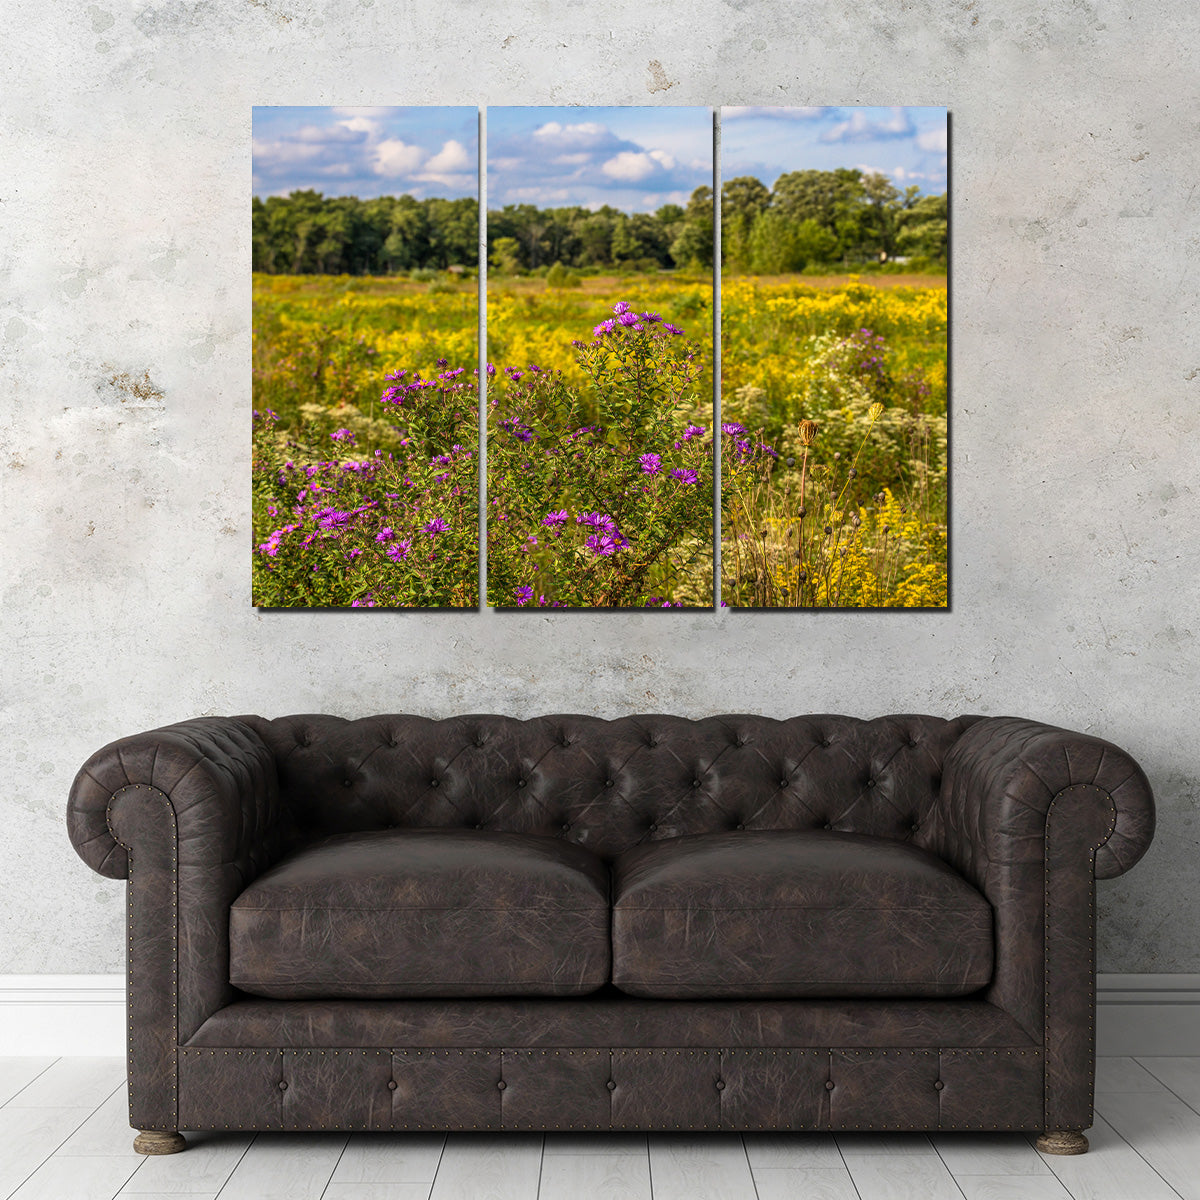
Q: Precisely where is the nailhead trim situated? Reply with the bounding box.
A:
[1043,784,1116,1130]
[107,784,178,1134]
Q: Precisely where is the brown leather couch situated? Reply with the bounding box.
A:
[66,713,1155,1156]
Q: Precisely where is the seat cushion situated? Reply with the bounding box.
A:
[611,830,993,999]
[229,829,611,999]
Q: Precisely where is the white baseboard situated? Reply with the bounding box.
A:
[1096,974,1200,1056]
[0,976,126,1056]
[1,975,1197,1058]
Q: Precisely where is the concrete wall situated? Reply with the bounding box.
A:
[3,0,1197,975]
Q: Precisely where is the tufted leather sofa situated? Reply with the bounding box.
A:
[66,713,1155,1156]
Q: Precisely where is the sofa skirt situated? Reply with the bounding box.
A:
[169,996,1048,1133]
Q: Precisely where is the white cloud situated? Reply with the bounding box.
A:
[553,152,593,166]
[534,121,607,139]
[723,106,825,120]
[373,138,426,177]
[424,139,470,173]
[822,107,915,144]
[331,106,397,119]
[602,150,670,181]
[917,127,947,153]
[337,116,383,140]
[251,138,324,166]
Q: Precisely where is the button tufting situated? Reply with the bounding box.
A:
[779,778,789,788]
[822,738,832,747]
[692,779,702,789]
[430,779,440,788]
[647,738,658,748]
[825,1080,835,1091]
[823,823,833,831]
[934,1080,944,1091]
[606,1080,616,1091]
[517,779,527,788]
[648,823,658,833]
[715,1080,726,1090]
[278,1081,288,1091]
[911,822,920,832]
[735,823,745,831]
[909,737,919,748]
[866,778,876,788]
[476,737,487,748]
[342,779,353,788]
[605,779,615,788]
[561,822,571,832]
[496,1080,507,1091]
[387,1080,398,1091]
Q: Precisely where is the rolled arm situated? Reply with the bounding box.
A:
[68,716,286,881]
[67,717,288,1131]
[934,716,1155,1132]
[935,716,1155,885]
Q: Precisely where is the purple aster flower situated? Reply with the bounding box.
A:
[485,362,496,377]
[515,585,534,607]
[374,528,394,543]
[639,311,661,324]
[585,533,621,556]
[384,369,407,382]
[639,453,662,475]
[682,424,706,441]
[669,468,699,485]
[662,322,684,335]
[593,319,615,337]
[423,517,448,535]
[577,511,617,533]
[330,428,355,444]
[386,540,412,562]
[612,300,631,315]
[617,311,639,327]
[542,510,569,526]
[721,422,746,436]
[436,357,448,368]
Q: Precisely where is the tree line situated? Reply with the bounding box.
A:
[251,168,946,277]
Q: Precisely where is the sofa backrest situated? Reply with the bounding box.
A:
[243,713,981,860]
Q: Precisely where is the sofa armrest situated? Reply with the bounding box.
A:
[67,716,284,882]
[936,716,1155,885]
[66,717,287,1133]
[934,716,1155,1131]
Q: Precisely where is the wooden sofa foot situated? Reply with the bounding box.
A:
[1036,1129,1089,1155]
[133,1130,187,1155]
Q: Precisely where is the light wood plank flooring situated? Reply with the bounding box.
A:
[2,1057,1198,1199]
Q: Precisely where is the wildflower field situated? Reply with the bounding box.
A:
[252,274,480,607]
[252,270,945,609]
[721,274,948,608]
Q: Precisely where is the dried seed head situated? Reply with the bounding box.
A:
[882,525,891,535]
[824,525,833,536]
[798,420,819,447]
[849,467,857,478]
[786,456,795,467]
[798,507,806,518]
[868,402,885,421]
[787,526,795,538]
[851,513,861,528]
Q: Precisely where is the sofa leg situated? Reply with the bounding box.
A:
[1036,1129,1089,1155]
[133,1130,187,1155]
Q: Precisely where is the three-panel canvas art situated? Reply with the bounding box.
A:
[252,106,948,610]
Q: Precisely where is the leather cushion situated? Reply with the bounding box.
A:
[229,829,611,999]
[612,831,993,999]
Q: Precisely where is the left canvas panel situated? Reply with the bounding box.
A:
[251,107,480,608]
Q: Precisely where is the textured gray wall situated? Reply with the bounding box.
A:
[2,1,1196,975]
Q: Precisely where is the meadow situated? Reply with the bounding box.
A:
[251,270,945,609]
[721,274,948,608]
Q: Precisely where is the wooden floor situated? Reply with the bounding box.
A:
[2,1057,1199,1199]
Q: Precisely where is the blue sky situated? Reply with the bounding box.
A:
[722,107,948,195]
[252,107,478,200]
[487,107,713,213]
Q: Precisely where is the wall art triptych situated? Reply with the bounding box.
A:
[252,106,948,611]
